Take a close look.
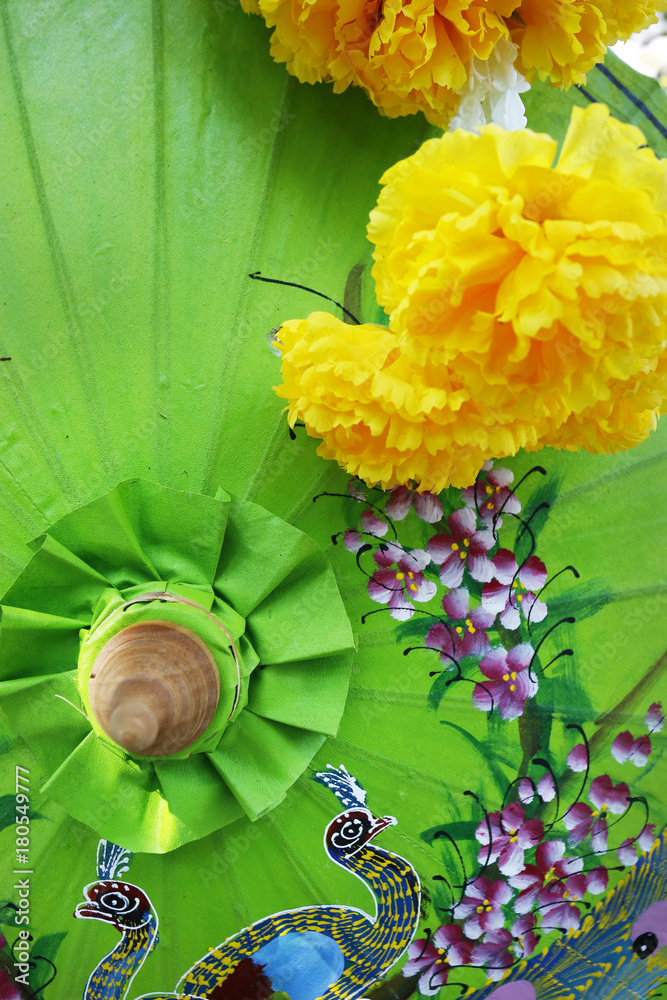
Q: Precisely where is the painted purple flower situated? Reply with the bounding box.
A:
[403,924,472,996]
[427,508,495,588]
[518,778,535,804]
[471,928,514,981]
[645,702,664,733]
[566,743,588,773]
[482,551,548,630]
[0,969,21,1000]
[347,479,367,500]
[462,466,521,527]
[367,542,437,621]
[584,866,609,895]
[515,774,555,806]
[385,486,443,524]
[425,588,495,666]
[475,802,544,876]
[509,839,583,914]
[537,867,607,932]
[472,644,538,721]
[344,530,367,553]
[360,509,389,537]
[538,879,584,931]
[618,824,657,866]
[452,878,513,939]
[562,775,630,853]
[536,773,556,802]
[512,914,538,959]
[611,730,652,768]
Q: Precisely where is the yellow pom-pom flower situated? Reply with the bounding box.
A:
[274,105,667,492]
[243,0,666,126]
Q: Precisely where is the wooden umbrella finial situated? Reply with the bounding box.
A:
[88,620,221,756]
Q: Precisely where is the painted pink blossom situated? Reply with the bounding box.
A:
[425,588,495,665]
[343,510,388,551]
[537,868,607,931]
[0,969,21,1000]
[509,839,583,914]
[452,878,513,939]
[347,479,367,500]
[538,880,584,931]
[367,542,437,621]
[512,914,538,959]
[385,486,443,524]
[343,529,364,553]
[427,508,495,589]
[475,803,544,876]
[403,924,472,996]
[360,509,389,537]
[462,466,521,527]
[618,824,657,866]
[566,743,588,772]
[518,778,535,804]
[645,702,664,733]
[562,775,630,853]
[537,773,556,803]
[482,550,548,630]
[470,928,514,980]
[472,644,538,721]
[611,730,652,768]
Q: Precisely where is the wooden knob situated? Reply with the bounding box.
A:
[88,620,220,756]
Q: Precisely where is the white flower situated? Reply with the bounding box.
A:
[450,38,530,133]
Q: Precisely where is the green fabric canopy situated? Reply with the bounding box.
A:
[0,2,664,998]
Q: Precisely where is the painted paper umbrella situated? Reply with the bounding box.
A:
[0,3,666,1000]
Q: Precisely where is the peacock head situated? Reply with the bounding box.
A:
[75,879,155,933]
[324,808,396,862]
[315,764,397,862]
[74,839,156,935]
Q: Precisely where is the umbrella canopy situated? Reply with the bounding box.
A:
[0,2,665,998]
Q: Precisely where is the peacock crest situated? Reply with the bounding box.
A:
[95,841,133,881]
[314,764,368,809]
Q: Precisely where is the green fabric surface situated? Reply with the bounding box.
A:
[208,710,327,821]
[247,655,353,736]
[0,607,83,680]
[0,1,663,996]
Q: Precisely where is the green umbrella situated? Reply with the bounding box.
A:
[0,2,665,998]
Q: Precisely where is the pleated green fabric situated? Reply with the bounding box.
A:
[0,479,354,852]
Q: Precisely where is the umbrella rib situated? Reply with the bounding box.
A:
[151,0,172,481]
[199,77,298,496]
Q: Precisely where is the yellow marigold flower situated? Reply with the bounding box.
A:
[244,0,666,125]
[274,105,667,492]
[243,0,518,126]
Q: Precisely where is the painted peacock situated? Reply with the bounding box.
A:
[75,766,421,1000]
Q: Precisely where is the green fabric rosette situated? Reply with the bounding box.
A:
[0,478,354,853]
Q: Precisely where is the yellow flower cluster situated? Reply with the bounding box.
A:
[274,105,667,491]
[242,0,667,126]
